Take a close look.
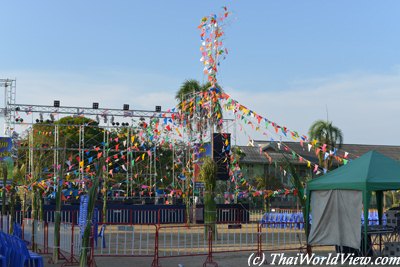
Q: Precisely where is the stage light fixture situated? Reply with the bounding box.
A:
[54,100,60,107]
[116,122,120,126]
[155,105,161,112]
[112,122,116,126]
[96,115,100,124]
[50,114,55,122]
[103,115,108,123]
[36,119,39,123]
[15,107,20,111]
[111,116,115,124]
[123,104,129,111]
[92,102,99,109]
[39,113,44,122]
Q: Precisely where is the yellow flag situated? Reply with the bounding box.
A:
[79,161,84,167]
[312,139,318,146]
[142,153,145,160]
[307,161,311,168]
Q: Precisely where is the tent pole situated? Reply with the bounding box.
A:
[305,190,312,255]
[376,191,383,225]
[363,191,370,256]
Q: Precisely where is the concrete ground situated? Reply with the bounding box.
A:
[42,249,392,267]
[43,252,268,267]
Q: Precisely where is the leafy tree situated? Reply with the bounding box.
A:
[308,120,343,170]
[254,175,283,191]
[57,116,102,149]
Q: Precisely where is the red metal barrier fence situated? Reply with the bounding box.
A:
[2,211,308,267]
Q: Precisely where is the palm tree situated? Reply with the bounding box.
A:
[175,79,224,136]
[175,79,202,103]
[308,120,343,170]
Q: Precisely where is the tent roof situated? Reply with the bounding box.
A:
[307,150,400,192]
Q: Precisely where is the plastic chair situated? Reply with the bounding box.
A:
[288,213,296,229]
[298,213,305,230]
[265,212,272,228]
[272,213,280,228]
[373,211,378,225]
[13,236,44,267]
[280,213,288,229]
[0,254,6,267]
[259,212,267,228]
[0,233,10,267]
[367,211,373,226]
[5,235,19,267]
[293,213,300,230]
[4,233,17,267]
[383,213,387,226]
[13,222,22,239]
[265,213,272,228]
[260,212,267,224]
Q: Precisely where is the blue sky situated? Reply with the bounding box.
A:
[1,1,400,145]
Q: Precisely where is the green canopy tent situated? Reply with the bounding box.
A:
[305,150,400,254]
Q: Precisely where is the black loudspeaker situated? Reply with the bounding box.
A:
[213,133,231,180]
